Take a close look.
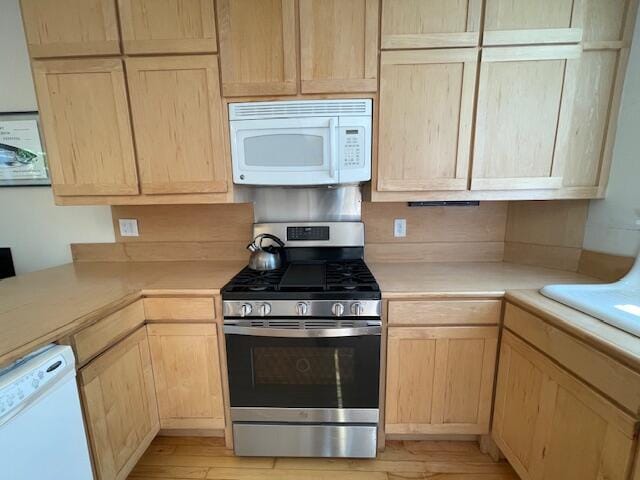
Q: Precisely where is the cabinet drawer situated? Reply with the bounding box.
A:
[72,300,145,365]
[144,297,215,321]
[504,302,640,415]
[388,300,501,326]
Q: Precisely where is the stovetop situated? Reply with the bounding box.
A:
[222,259,381,301]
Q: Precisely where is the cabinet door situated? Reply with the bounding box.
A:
[126,55,229,195]
[33,59,139,196]
[299,0,379,93]
[385,326,498,434]
[79,327,159,480]
[381,0,482,49]
[493,331,636,480]
[20,0,120,57]
[562,0,637,193]
[378,49,477,192]
[118,0,217,54]
[471,46,581,191]
[147,323,225,430]
[483,0,582,46]
[218,0,297,96]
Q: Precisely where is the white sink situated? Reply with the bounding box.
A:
[541,253,640,337]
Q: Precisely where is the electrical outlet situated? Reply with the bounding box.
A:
[118,218,139,237]
[394,218,407,238]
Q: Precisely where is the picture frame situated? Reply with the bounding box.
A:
[0,111,50,187]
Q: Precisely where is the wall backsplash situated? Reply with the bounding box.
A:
[503,201,589,272]
[362,202,508,263]
[70,200,629,276]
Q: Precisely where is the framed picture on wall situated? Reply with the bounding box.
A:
[0,112,50,186]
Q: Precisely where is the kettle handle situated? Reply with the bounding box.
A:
[256,233,285,249]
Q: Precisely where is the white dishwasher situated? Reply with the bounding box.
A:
[0,344,94,480]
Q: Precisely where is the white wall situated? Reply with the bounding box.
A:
[583,8,640,258]
[0,0,114,275]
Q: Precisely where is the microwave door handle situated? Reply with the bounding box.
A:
[329,118,338,180]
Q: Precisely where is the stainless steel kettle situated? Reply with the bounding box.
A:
[247,233,285,271]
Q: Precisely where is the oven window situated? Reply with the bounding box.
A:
[244,134,324,167]
[226,335,380,409]
[253,346,355,385]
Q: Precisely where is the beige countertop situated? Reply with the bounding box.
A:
[370,261,595,298]
[0,259,620,370]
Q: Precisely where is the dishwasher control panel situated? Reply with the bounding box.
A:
[0,353,68,418]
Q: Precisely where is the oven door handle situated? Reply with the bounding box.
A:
[223,325,381,338]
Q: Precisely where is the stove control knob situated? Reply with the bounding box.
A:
[332,303,345,317]
[240,303,253,317]
[259,303,271,317]
[351,302,364,316]
[296,302,309,316]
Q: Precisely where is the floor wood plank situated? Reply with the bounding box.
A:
[129,464,209,479]
[274,457,429,473]
[137,454,275,469]
[205,467,388,479]
[128,437,520,480]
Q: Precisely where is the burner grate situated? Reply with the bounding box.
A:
[223,260,379,294]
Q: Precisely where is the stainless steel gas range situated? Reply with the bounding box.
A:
[222,222,381,458]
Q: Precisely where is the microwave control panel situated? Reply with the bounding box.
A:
[339,127,365,169]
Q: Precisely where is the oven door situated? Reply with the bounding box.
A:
[224,321,381,418]
[229,117,339,186]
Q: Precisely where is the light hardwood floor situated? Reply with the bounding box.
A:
[128,436,519,479]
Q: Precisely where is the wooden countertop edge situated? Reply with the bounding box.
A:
[4,282,636,375]
[382,291,505,299]
[0,291,143,368]
[141,288,221,296]
[0,288,222,368]
[505,290,640,372]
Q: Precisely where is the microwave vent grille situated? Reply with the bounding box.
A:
[230,100,372,120]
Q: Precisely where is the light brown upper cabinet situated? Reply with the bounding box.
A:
[561,0,638,195]
[20,0,120,57]
[493,331,636,480]
[378,49,477,192]
[79,327,159,480]
[33,59,139,196]
[471,45,581,191]
[381,0,482,49]
[299,0,379,93]
[118,0,217,54]
[147,323,225,431]
[218,0,297,96]
[483,0,583,46]
[126,55,229,195]
[386,326,498,435]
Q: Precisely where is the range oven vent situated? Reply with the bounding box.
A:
[229,99,372,120]
[261,320,356,329]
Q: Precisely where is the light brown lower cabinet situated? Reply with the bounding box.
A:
[385,326,498,434]
[79,326,159,480]
[147,323,225,431]
[493,330,636,480]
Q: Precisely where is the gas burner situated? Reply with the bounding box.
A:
[223,259,380,300]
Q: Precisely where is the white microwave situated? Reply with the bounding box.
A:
[229,99,372,186]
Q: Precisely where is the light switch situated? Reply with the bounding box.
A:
[118,218,139,237]
[394,218,407,238]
